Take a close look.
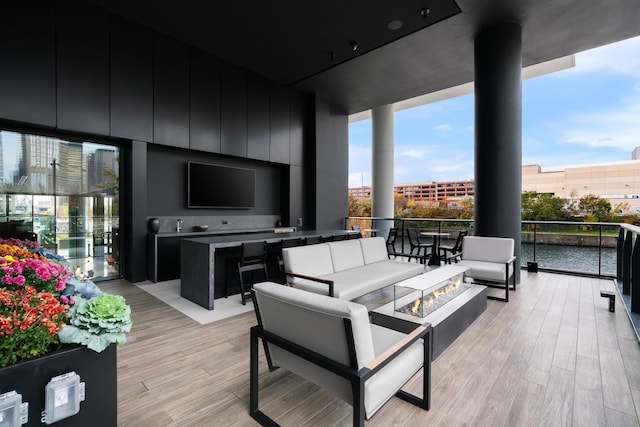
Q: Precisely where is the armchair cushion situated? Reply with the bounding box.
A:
[461,236,514,263]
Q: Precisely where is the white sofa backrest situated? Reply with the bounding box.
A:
[461,236,514,263]
[359,237,389,264]
[282,243,334,280]
[328,240,365,272]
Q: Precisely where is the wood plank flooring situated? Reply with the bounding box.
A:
[100,271,640,426]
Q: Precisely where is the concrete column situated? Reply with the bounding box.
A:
[371,104,395,239]
[474,22,522,278]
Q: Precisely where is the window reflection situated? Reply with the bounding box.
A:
[0,130,120,280]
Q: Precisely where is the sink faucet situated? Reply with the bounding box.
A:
[177,219,183,232]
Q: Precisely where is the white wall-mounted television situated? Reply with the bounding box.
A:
[187,161,255,209]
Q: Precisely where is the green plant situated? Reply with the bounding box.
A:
[58,293,132,352]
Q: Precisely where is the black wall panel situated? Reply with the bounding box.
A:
[56,0,110,135]
[289,91,305,166]
[314,98,348,230]
[270,82,290,164]
[110,17,153,142]
[0,2,56,127]
[247,73,270,161]
[221,62,248,157]
[153,34,190,148]
[147,146,281,216]
[190,49,221,153]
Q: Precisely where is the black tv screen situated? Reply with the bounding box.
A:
[187,162,255,209]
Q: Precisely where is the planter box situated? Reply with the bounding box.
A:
[0,344,117,426]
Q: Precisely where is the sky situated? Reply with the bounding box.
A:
[348,35,640,188]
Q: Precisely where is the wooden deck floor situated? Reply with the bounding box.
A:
[100,271,640,426]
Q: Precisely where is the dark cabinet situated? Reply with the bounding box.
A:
[190,49,221,153]
[110,17,153,142]
[56,0,109,135]
[0,3,56,127]
[154,34,190,148]
[221,62,247,157]
[247,73,270,161]
[270,82,290,164]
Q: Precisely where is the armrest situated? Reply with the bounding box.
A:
[365,323,430,372]
[505,255,517,265]
[284,271,335,297]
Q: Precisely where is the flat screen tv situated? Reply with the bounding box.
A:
[187,162,255,209]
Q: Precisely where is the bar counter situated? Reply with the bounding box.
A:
[180,229,351,309]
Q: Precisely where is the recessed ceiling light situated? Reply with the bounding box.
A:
[387,20,403,30]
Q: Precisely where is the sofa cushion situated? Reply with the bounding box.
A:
[283,243,334,283]
[461,236,514,263]
[292,260,423,300]
[359,237,389,264]
[328,240,365,272]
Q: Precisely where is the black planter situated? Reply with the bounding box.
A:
[147,218,160,234]
[0,344,117,426]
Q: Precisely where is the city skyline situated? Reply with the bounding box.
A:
[349,35,640,189]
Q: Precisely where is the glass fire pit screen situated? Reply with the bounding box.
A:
[394,272,469,318]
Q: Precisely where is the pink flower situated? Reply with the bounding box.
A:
[36,266,51,281]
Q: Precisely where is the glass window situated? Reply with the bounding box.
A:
[0,130,120,280]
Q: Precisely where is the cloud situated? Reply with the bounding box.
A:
[434,123,452,131]
[561,93,640,150]
[569,35,640,78]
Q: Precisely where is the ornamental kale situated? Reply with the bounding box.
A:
[58,293,132,352]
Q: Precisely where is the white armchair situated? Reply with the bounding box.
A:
[457,236,517,302]
[250,282,432,426]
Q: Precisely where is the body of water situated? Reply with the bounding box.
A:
[396,237,617,276]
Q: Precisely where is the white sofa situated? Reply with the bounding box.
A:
[282,237,424,300]
[457,236,517,302]
[250,282,430,425]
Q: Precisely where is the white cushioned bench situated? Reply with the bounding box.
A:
[282,237,424,300]
[457,236,517,302]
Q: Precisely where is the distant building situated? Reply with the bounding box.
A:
[522,160,640,210]
[633,147,640,160]
[349,180,475,203]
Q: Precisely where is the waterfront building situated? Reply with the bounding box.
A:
[349,180,475,204]
[523,161,640,210]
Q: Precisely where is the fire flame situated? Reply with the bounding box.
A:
[410,281,460,316]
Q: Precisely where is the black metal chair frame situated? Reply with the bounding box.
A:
[250,294,432,427]
[467,257,517,303]
[438,230,468,264]
[386,228,418,262]
[236,241,268,305]
[406,228,433,264]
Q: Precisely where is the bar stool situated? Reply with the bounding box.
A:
[236,241,268,305]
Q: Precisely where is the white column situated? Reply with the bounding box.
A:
[371,104,394,239]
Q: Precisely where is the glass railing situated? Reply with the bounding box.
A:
[345,216,618,278]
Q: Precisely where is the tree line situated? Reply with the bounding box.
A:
[348,192,640,226]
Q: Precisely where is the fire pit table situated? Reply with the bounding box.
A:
[371,265,487,360]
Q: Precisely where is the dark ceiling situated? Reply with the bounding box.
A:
[88,0,640,115]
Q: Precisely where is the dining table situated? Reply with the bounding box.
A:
[419,231,451,265]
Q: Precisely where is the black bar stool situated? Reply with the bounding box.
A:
[235,241,268,305]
